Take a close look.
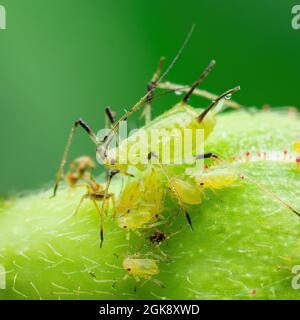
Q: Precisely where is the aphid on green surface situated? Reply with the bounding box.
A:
[70,168,117,247]
[166,177,202,205]
[117,209,158,230]
[116,169,165,231]
[122,255,164,287]
[72,178,115,218]
[148,230,180,258]
[187,165,237,190]
[116,180,142,215]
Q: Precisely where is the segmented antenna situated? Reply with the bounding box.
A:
[217,157,300,219]
[101,24,196,149]
[182,60,216,103]
[197,86,241,123]
[105,106,116,124]
[242,173,300,218]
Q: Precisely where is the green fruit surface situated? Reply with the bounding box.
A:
[0,110,300,300]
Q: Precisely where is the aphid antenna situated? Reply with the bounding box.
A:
[156,81,244,110]
[197,86,241,123]
[105,106,116,126]
[181,59,216,104]
[217,157,300,218]
[101,24,196,150]
[141,56,166,123]
[240,171,300,218]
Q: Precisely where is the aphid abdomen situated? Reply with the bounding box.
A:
[123,257,159,277]
[116,180,142,214]
[194,167,237,189]
[112,103,217,168]
[168,178,202,205]
[117,210,154,230]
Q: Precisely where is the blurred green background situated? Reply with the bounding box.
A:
[0,0,299,194]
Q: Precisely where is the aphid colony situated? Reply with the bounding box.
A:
[63,152,239,286]
[53,27,300,286]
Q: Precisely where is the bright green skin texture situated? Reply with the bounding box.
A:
[0,110,300,300]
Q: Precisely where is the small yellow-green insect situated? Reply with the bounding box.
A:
[187,165,237,190]
[116,169,164,230]
[167,177,202,205]
[123,256,159,278]
[122,255,164,287]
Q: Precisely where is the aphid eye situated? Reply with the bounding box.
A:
[155,214,158,218]
[127,268,131,271]
[123,226,127,229]
[127,209,130,213]
[200,182,204,186]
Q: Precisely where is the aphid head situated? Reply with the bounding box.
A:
[122,257,134,274]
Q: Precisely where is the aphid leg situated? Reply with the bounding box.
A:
[72,194,89,217]
[148,151,194,230]
[195,152,220,160]
[147,276,165,289]
[140,276,164,289]
[110,194,117,218]
[90,198,108,248]
[53,119,97,197]
[141,56,166,125]
[99,169,120,248]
